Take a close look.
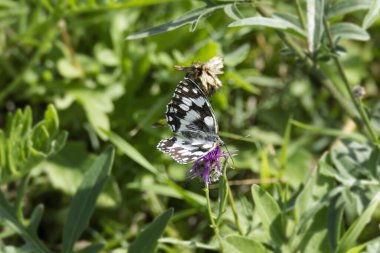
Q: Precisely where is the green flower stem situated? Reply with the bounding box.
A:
[226,182,244,235]
[204,186,224,251]
[323,18,379,143]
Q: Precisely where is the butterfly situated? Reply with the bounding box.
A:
[157,77,223,164]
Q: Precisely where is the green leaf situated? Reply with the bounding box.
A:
[128,208,173,253]
[327,197,343,252]
[224,235,269,253]
[294,174,315,223]
[293,207,331,253]
[335,191,380,253]
[0,191,51,253]
[126,181,206,206]
[251,185,287,245]
[363,0,380,29]
[0,105,67,183]
[127,4,228,40]
[229,16,305,36]
[331,22,370,41]
[57,58,83,79]
[75,244,104,253]
[44,104,59,135]
[279,117,292,171]
[100,129,158,175]
[158,237,218,251]
[307,0,325,52]
[71,89,113,139]
[27,204,45,235]
[224,43,250,67]
[326,0,371,18]
[62,146,114,253]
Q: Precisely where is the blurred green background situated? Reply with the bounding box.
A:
[1,1,380,252]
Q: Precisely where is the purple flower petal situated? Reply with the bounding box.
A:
[186,146,228,185]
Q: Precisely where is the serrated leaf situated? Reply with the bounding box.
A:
[62,146,114,253]
[331,22,370,41]
[251,185,287,245]
[1,105,66,183]
[128,208,173,253]
[363,0,380,29]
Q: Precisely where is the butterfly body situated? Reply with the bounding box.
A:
[157,78,222,164]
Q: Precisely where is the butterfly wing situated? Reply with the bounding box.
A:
[157,137,216,164]
[165,78,219,136]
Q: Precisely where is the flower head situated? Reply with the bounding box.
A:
[186,145,227,186]
[174,56,224,96]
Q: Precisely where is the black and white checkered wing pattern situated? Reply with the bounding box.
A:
[157,78,220,164]
[165,78,219,135]
[157,137,216,164]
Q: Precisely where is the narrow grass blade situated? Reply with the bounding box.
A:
[335,191,380,253]
[62,146,114,253]
[100,129,158,175]
[129,208,174,253]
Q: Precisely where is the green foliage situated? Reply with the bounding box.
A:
[1,0,380,253]
[0,105,67,183]
[129,208,173,253]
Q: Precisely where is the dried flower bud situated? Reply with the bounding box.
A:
[175,56,224,96]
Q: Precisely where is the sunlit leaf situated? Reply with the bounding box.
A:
[331,22,370,41]
[129,208,173,253]
[363,0,380,29]
[62,146,114,253]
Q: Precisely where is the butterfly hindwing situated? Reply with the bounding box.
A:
[157,137,216,164]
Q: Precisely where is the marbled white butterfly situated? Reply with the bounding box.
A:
[157,77,223,164]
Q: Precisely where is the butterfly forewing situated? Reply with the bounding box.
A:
[166,78,218,135]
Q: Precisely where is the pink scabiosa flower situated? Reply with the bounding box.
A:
[186,145,228,186]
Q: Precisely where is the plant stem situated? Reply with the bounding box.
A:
[226,182,244,235]
[295,0,306,29]
[253,4,373,136]
[323,18,378,143]
[204,186,224,250]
